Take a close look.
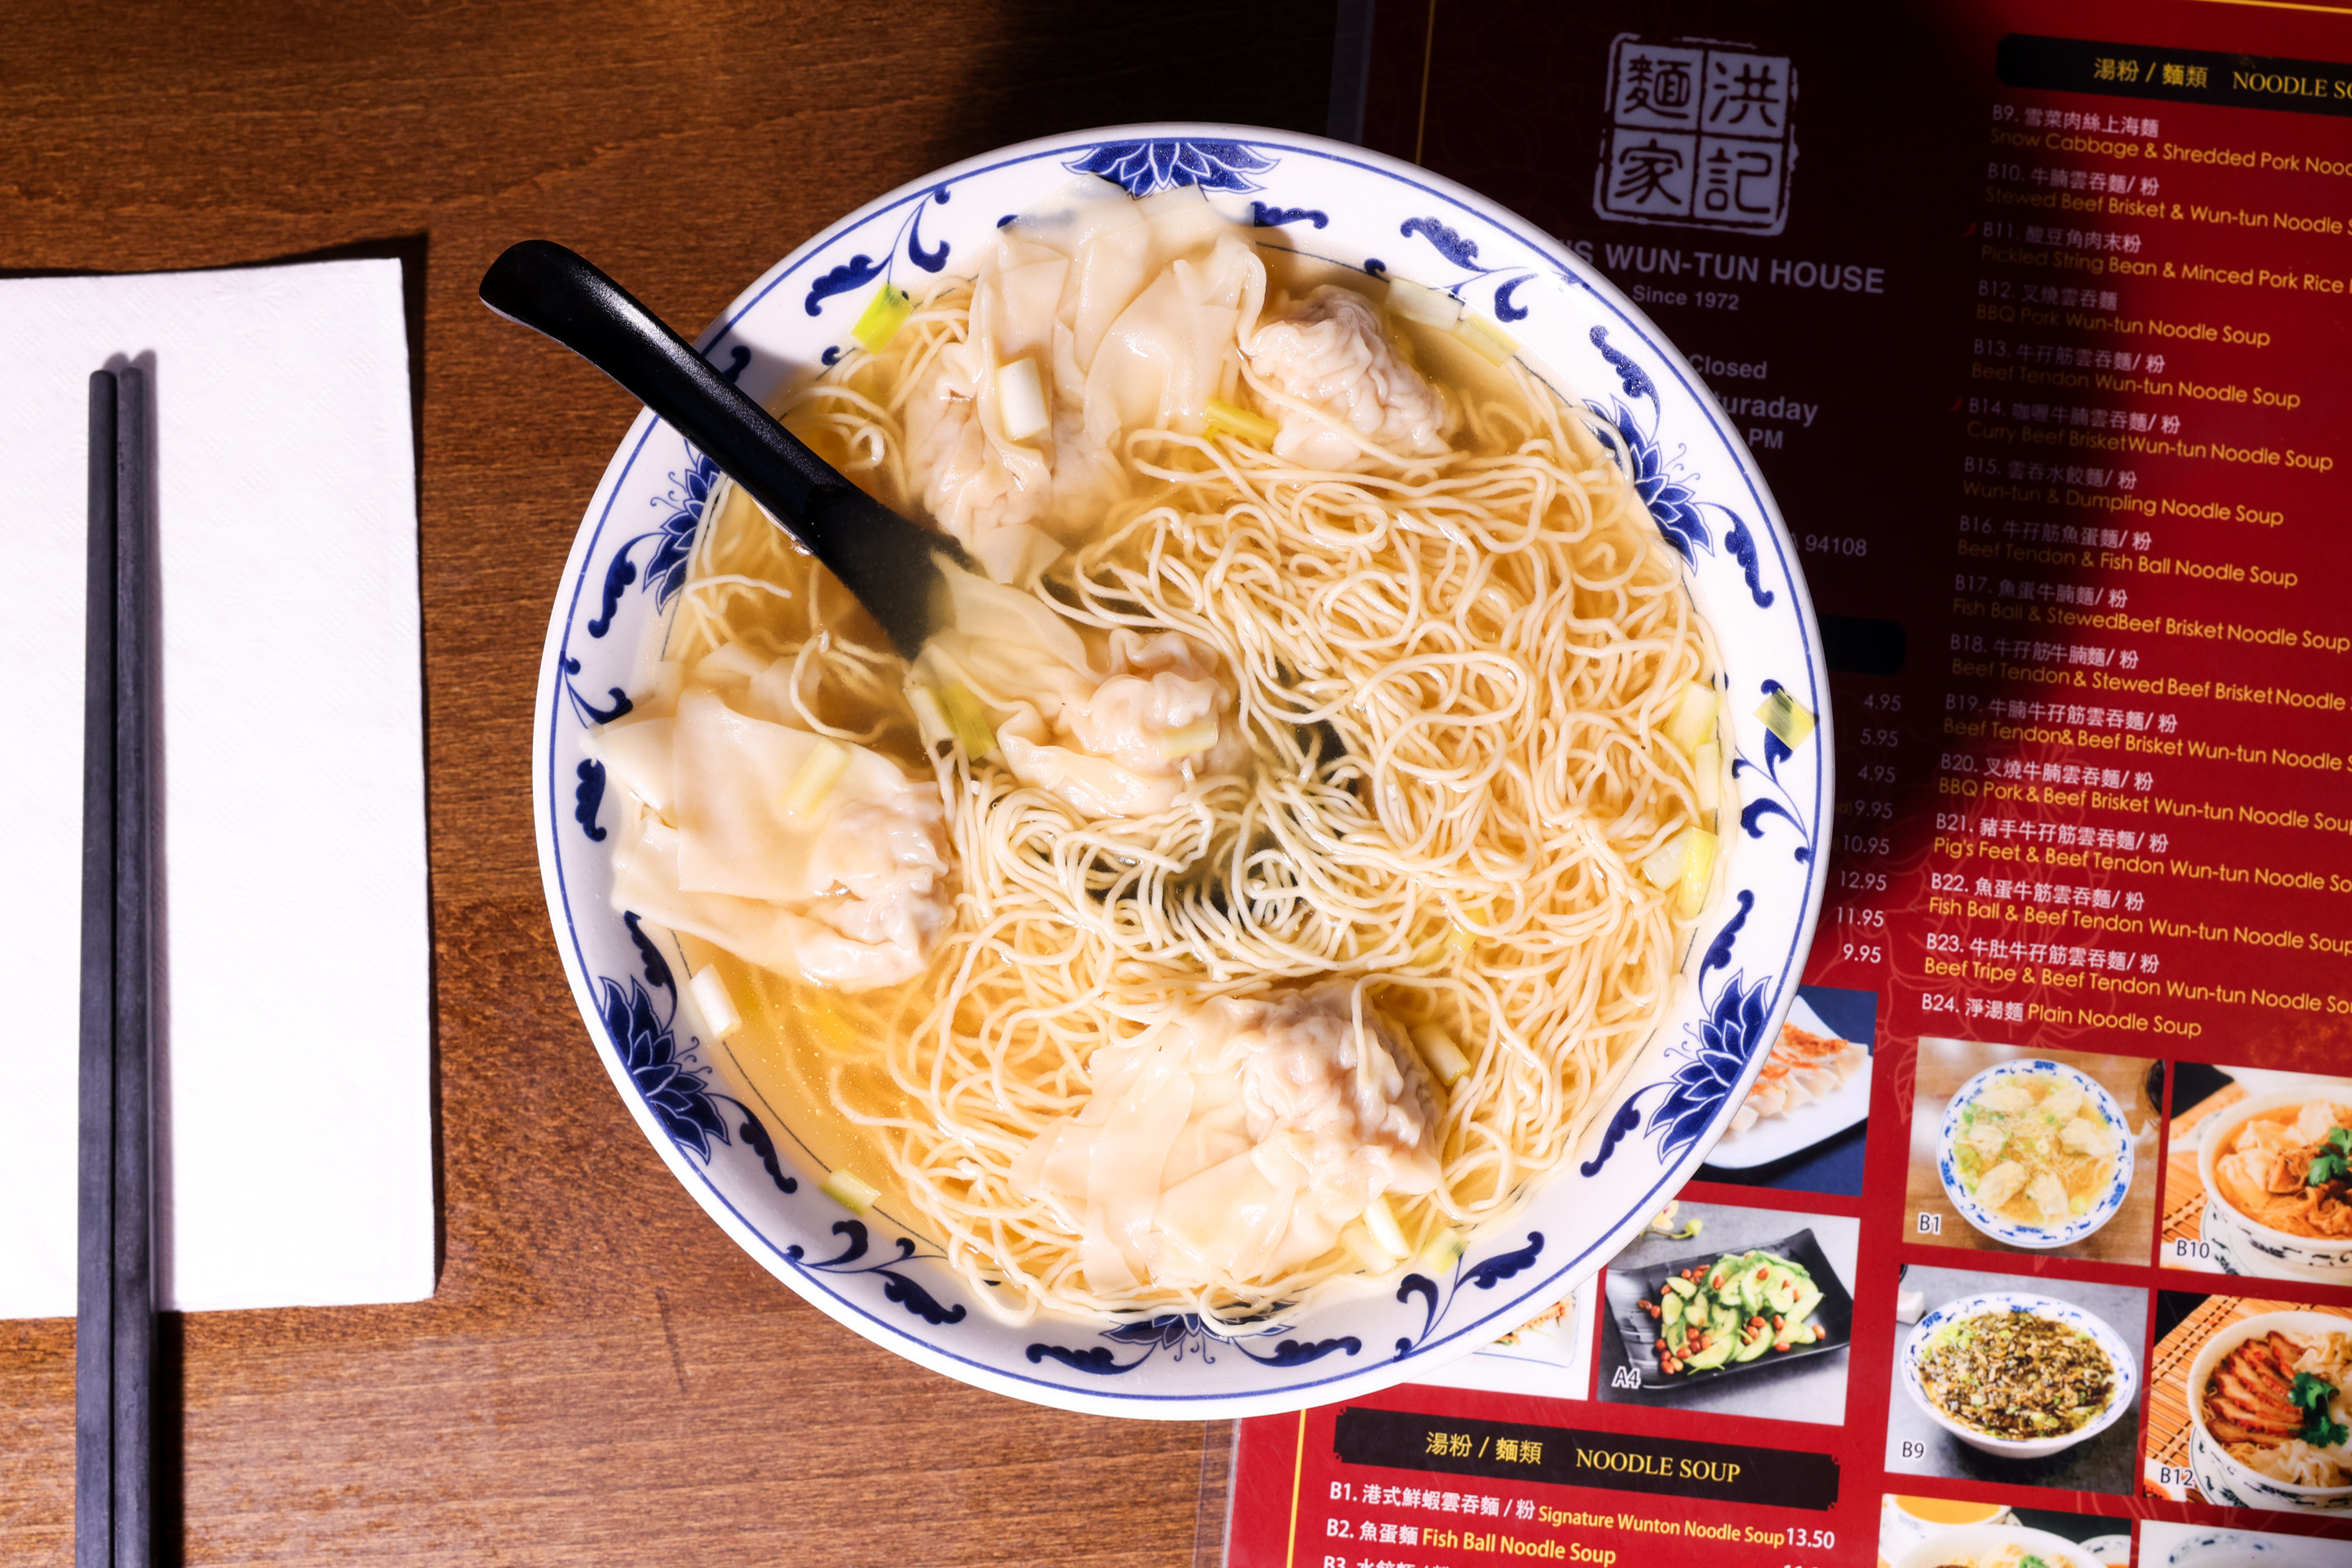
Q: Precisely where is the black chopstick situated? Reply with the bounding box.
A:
[77,365,154,1568]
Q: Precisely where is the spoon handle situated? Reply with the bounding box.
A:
[481,239,952,655]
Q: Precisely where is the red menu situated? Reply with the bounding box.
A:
[1220,4,2352,1565]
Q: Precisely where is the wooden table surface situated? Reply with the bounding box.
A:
[0,5,1338,1561]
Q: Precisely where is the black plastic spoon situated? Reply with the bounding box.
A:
[480,240,965,657]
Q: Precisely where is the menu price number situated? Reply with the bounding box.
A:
[1838,834,1892,857]
[1856,764,1899,786]
[1788,1530,1836,1552]
[1856,727,1901,748]
[1838,869,1889,892]
[1834,904,1884,928]
[2172,1238,2212,1264]
[1842,942,1886,965]
[1849,799,1894,820]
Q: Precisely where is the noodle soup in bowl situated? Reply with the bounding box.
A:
[1888,1524,2099,1568]
[1936,1060,2132,1250]
[2196,1087,2352,1284]
[532,124,1829,1417]
[2187,1309,2352,1513]
[1898,1292,2137,1459]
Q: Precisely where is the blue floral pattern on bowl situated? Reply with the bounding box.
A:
[1936,1059,2134,1251]
[531,124,1829,1417]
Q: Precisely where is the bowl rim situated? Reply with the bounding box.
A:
[2184,1306,2352,1499]
[1889,1523,2100,1568]
[527,120,1831,1416]
[1936,1058,2134,1249]
[1900,1290,2138,1454]
[2194,1085,2352,1255]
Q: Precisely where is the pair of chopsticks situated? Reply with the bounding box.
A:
[78,368,156,1568]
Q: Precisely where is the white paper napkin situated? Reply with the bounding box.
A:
[0,259,433,1316]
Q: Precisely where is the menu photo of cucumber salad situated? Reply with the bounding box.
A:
[1598,1198,1859,1421]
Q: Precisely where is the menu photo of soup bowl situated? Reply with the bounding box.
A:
[2158,1062,2352,1284]
[1907,1038,2159,1264]
[2140,1516,2351,1567]
[1875,1495,2132,1568]
[2143,1290,2352,1518]
[1886,1264,2149,1497]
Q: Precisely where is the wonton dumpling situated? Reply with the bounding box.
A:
[924,561,1248,818]
[1244,285,1458,467]
[2027,1169,2071,1222]
[2296,1102,2348,1145]
[1975,1080,2033,1115]
[1975,1160,2027,1212]
[1011,983,1442,1294]
[902,181,1269,582]
[594,681,950,991]
[2040,1082,2085,1123]
[1964,1122,2008,1160]
[2060,1116,2112,1157]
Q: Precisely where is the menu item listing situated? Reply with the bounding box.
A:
[1218,4,2352,1563]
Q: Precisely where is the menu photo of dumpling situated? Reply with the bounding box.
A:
[1906,1038,2160,1264]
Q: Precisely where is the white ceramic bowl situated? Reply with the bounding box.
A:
[1936,1059,2133,1250]
[2195,1086,2352,1284]
[1890,1524,2099,1568]
[2186,1308,2352,1514]
[531,123,1829,1417]
[1899,1291,2138,1459]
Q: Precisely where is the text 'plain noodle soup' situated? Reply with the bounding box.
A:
[586,180,1724,1327]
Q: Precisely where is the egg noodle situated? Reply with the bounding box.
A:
[655,261,1719,1327]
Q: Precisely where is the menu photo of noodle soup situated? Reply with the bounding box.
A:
[1595,1197,1858,1422]
[1886,1264,2149,1497]
[1907,1039,2160,1264]
[1875,1495,2132,1568]
[2143,1290,2352,1517]
[2159,1062,2352,1285]
[2140,1517,2351,1567]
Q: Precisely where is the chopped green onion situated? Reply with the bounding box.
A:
[1755,687,1817,749]
[1663,681,1718,754]
[1363,1194,1410,1258]
[779,737,850,818]
[1203,397,1278,447]
[908,684,953,756]
[1676,827,1719,920]
[938,682,999,760]
[1410,1022,1471,1088]
[1157,717,1221,759]
[1385,275,1462,328]
[1693,740,1721,818]
[1456,312,1518,365]
[851,282,913,354]
[996,356,1049,441]
[1341,1221,1399,1275]
[689,965,741,1040]
[1421,1226,1467,1271]
[821,1168,880,1214]
[1641,833,1689,892]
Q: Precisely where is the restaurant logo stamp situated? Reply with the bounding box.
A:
[1595,34,1797,235]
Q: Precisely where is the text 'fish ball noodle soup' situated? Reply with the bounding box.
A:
[587,178,1727,1329]
[1938,1060,2132,1250]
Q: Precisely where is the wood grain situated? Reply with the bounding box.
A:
[0,4,1335,1561]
